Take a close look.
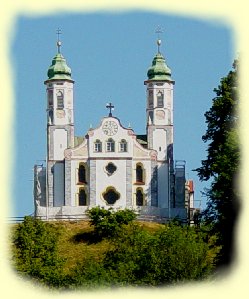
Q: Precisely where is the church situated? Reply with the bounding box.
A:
[33,32,195,222]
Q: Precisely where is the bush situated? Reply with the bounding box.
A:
[12,216,65,288]
[86,207,136,238]
[98,223,219,286]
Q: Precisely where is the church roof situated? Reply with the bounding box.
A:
[74,136,85,147]
[46,53,73,81]
[147,52,173,82]
[45,35,73,82]
[136,134,148,148]
[146,36,174,82]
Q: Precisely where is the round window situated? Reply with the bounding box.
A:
[105,162,117,176]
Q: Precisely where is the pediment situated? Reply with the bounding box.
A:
[133,143,150,158]
[71,140,88,157]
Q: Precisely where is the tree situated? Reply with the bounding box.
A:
[12,216,65,287]
[90,223,218,286]
[195,60,240,266]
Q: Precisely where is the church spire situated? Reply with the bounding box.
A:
[155,25,163,54]
[56,28,62,54]
[45,29,73,82]
[145,27,173,82]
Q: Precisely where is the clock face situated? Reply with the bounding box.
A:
[102,121,118,136]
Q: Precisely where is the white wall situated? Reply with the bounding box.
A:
[53,129,68,160]
[153,129,167,161]
[95,159,127,208]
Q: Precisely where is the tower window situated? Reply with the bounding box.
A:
[119,139,128,152]
[148,90,153,108]
[48,110,53,124]
[136,188,144,206]
[79,188,87,206]
[149,111,154,124]
[78,163,87,184]
[57,91,64,109]
[94,139,102,152]
[106,138,115,152]
[48,90,53,108]
[157,91,164,107]
[136,163,145,184]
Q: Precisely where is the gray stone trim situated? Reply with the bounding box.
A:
[47,161,54,207]
[150,160,158,207]
[64,159,71,206]
[90,157,132,160]
[89,159,96,206]
[126,159,132,206]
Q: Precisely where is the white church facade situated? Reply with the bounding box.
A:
[34,34,195,222]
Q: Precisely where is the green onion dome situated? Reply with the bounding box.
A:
[47,52,72,81]
[147,52,173,81]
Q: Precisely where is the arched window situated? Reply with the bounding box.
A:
[78,163,87,184]
[157,91,164,107]
[106,138,115,152]
[79,188,87,206]
[148,90,153,108]
[48,110,53,124]
[136,188,144,206]
[48,90,53,108]
[57,90,64,109]
[148,111,154,124]
[136,163,145,184]
[94,139,102,152]
[120,139,127,152]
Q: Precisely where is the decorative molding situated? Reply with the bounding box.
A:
[64,149,72,160]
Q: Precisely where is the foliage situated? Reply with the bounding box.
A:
[86,207,136,238]
[72,223,219,288]
[12,216,65,288]
[12,218,220,289]
[195,60,240,266]
[107,223,217,285]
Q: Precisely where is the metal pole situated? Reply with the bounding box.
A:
[46,156,49,221]
[168,159,171,221]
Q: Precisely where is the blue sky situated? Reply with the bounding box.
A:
[12,11,234,217]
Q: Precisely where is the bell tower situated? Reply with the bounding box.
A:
[44,30,75,207]
[144,32,174,162]
[144,30,175,209]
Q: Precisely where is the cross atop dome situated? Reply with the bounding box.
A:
[56,28,62,54]
[155,25,163,54]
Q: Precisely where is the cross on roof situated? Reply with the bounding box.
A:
[56,28,62,53]
[155,25,163,39]
[106,102,114,117]
[155,26,164,53]
[56,28,62,41]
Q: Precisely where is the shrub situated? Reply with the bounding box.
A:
[86,207,136,238]
[99,223,219,286]
[12,216,65,288]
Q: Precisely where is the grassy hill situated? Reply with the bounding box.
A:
[54,220,163,274]
[11,215,218,289]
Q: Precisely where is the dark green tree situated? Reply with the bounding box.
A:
[12,216,65,287]
[195,60,240,266]
[78,223,218,287]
